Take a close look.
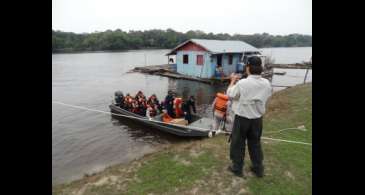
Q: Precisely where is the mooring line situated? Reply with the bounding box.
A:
[52,101,312,146]
[261,137,311,146]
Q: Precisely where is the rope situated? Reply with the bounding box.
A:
[264,127,307,135]
[52,101,312,146]
[261,137,312,146]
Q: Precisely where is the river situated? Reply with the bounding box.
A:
[52,47,312,185]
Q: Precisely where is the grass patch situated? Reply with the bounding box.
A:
[126,150,218,194]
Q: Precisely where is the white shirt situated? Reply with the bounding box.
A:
[226,75,272,119]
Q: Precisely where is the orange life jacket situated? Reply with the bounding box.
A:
[174,98,183,118]
[162,113,173,123]
[214,93,229,115]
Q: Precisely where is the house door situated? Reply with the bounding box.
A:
[217,55,222,67]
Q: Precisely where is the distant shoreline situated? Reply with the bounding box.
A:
[53,29,311,54]
[52,46,312,55]
[52,47,166,54]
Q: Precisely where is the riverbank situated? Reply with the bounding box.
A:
[53,83,312,195]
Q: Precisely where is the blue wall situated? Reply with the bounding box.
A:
[176,52,241,78]
[211,53,241,76]
[176,51,215,78]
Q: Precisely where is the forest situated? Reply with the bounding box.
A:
[52,29,312,53]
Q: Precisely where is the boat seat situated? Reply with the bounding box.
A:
[153,114,188,125]
[170,118,188,126]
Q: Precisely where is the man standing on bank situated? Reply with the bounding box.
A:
[226,56,272,178]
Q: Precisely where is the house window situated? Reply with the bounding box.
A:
[196,55,204,65]
[183,54,189,64]
[228,54,233,65]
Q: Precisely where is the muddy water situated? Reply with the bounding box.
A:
[52,47,311,185]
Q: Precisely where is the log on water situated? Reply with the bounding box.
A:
[267,64,311,69]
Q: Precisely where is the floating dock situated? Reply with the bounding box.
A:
[266,63,312,69]
[130,64,275,85]
[131,64,231,84]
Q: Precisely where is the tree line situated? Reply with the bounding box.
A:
[52,29,312,53]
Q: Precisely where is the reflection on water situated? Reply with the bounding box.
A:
[52,47,312,185]
[167,79,226,105]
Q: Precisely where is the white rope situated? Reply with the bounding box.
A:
[52,101,312,146]
[264,127,307,135]
[261,137,312,146]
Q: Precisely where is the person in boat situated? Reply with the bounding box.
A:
[147,94,161,114]
[226,56,272,178]
[124,93,133,111]
[135,90,144,99]
[212,92,229,132]
[182,96,196,123]
[164,90,175,118]
[130,91,144,115]
[146,103,157,119]
[131,98,139,114]
[137,100,146,116]
[173,95,183,118]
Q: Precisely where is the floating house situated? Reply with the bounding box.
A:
[166,39,261,79]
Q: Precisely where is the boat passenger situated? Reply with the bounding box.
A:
[135,90,145,100]
[173,96,183,118]
[182,96,197,123]
[146,104,157,119]
[124,93,133,111]
[147,94,158,105]
[164,90,175,118]
[138,100,147,116]
[147,94,161,115]
[131,99,138,113]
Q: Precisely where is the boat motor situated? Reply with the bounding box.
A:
[114,90,123,105]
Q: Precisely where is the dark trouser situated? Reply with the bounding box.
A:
[167,105,174,117]
[184,111,191,123]
[230,115,263,173]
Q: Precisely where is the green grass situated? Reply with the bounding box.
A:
[247,83,312,195]
[53,83,312,195]
[126,150,219,194]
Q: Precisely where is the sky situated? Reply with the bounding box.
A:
[52,0,312,35]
